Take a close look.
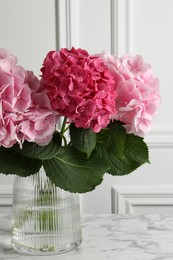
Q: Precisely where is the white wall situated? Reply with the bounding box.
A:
[0,0,173,214]
[0,0,56,77]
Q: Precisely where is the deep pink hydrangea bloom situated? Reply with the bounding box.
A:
[0,49,56,148]
[41,47,117,132]
[100,52,161,136]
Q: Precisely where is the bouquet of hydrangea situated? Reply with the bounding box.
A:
[0,47,160,193]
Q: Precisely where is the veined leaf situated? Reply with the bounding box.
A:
[95,122,149,176]
[43,146,109,193]
[124,134,150,165]
[70,124,96,158]
[0,148,41,176]
[96,121,126,160]
[109,121,126,159]
[14,132,61,160]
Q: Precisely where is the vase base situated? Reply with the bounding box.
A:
[12,239,82,256]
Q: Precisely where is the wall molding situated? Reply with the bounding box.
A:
[55,0,79,49]
[111,185,173,214]
[111,0,133,55]
[146,127,173,148]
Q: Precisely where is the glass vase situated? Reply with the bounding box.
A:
[11,168,82,255]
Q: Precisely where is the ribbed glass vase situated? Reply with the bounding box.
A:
[11,168,82,255]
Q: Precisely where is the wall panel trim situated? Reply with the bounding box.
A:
[111,0,133,55]
[55,0,79,50]
[112,185,173,214]
[146,127,173,148]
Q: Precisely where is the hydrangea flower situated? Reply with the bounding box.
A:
[100,52,161,136]
[0,49,56,148]
[41,47,117,133]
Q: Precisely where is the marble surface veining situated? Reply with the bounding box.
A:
[1,214,173,259]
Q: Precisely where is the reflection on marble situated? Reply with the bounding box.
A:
[1,214,173,259]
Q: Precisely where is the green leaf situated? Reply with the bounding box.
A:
[124,134,150,165]
[43,146,109,193]
[14,131,61,160]
[110,121,126,159]
[95,122,149,176]
[99,121,126,160]
[107,134,149,175]
[0,147,41,176]
[70,124,96,158]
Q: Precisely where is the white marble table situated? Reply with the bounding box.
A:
[1,214,173,260]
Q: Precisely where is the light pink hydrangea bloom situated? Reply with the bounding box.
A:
[100,52,161,136]
[0,49,56,148]
[41,47,117,133]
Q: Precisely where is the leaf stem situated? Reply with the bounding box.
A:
[62,135,67,146]
[60,117,68,135]
[60,117,69,146]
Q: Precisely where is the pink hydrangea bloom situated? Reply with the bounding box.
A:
[41,47,117,132]
[100,52,161,136]
[0,49,56,148]
[19,106,56,146]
